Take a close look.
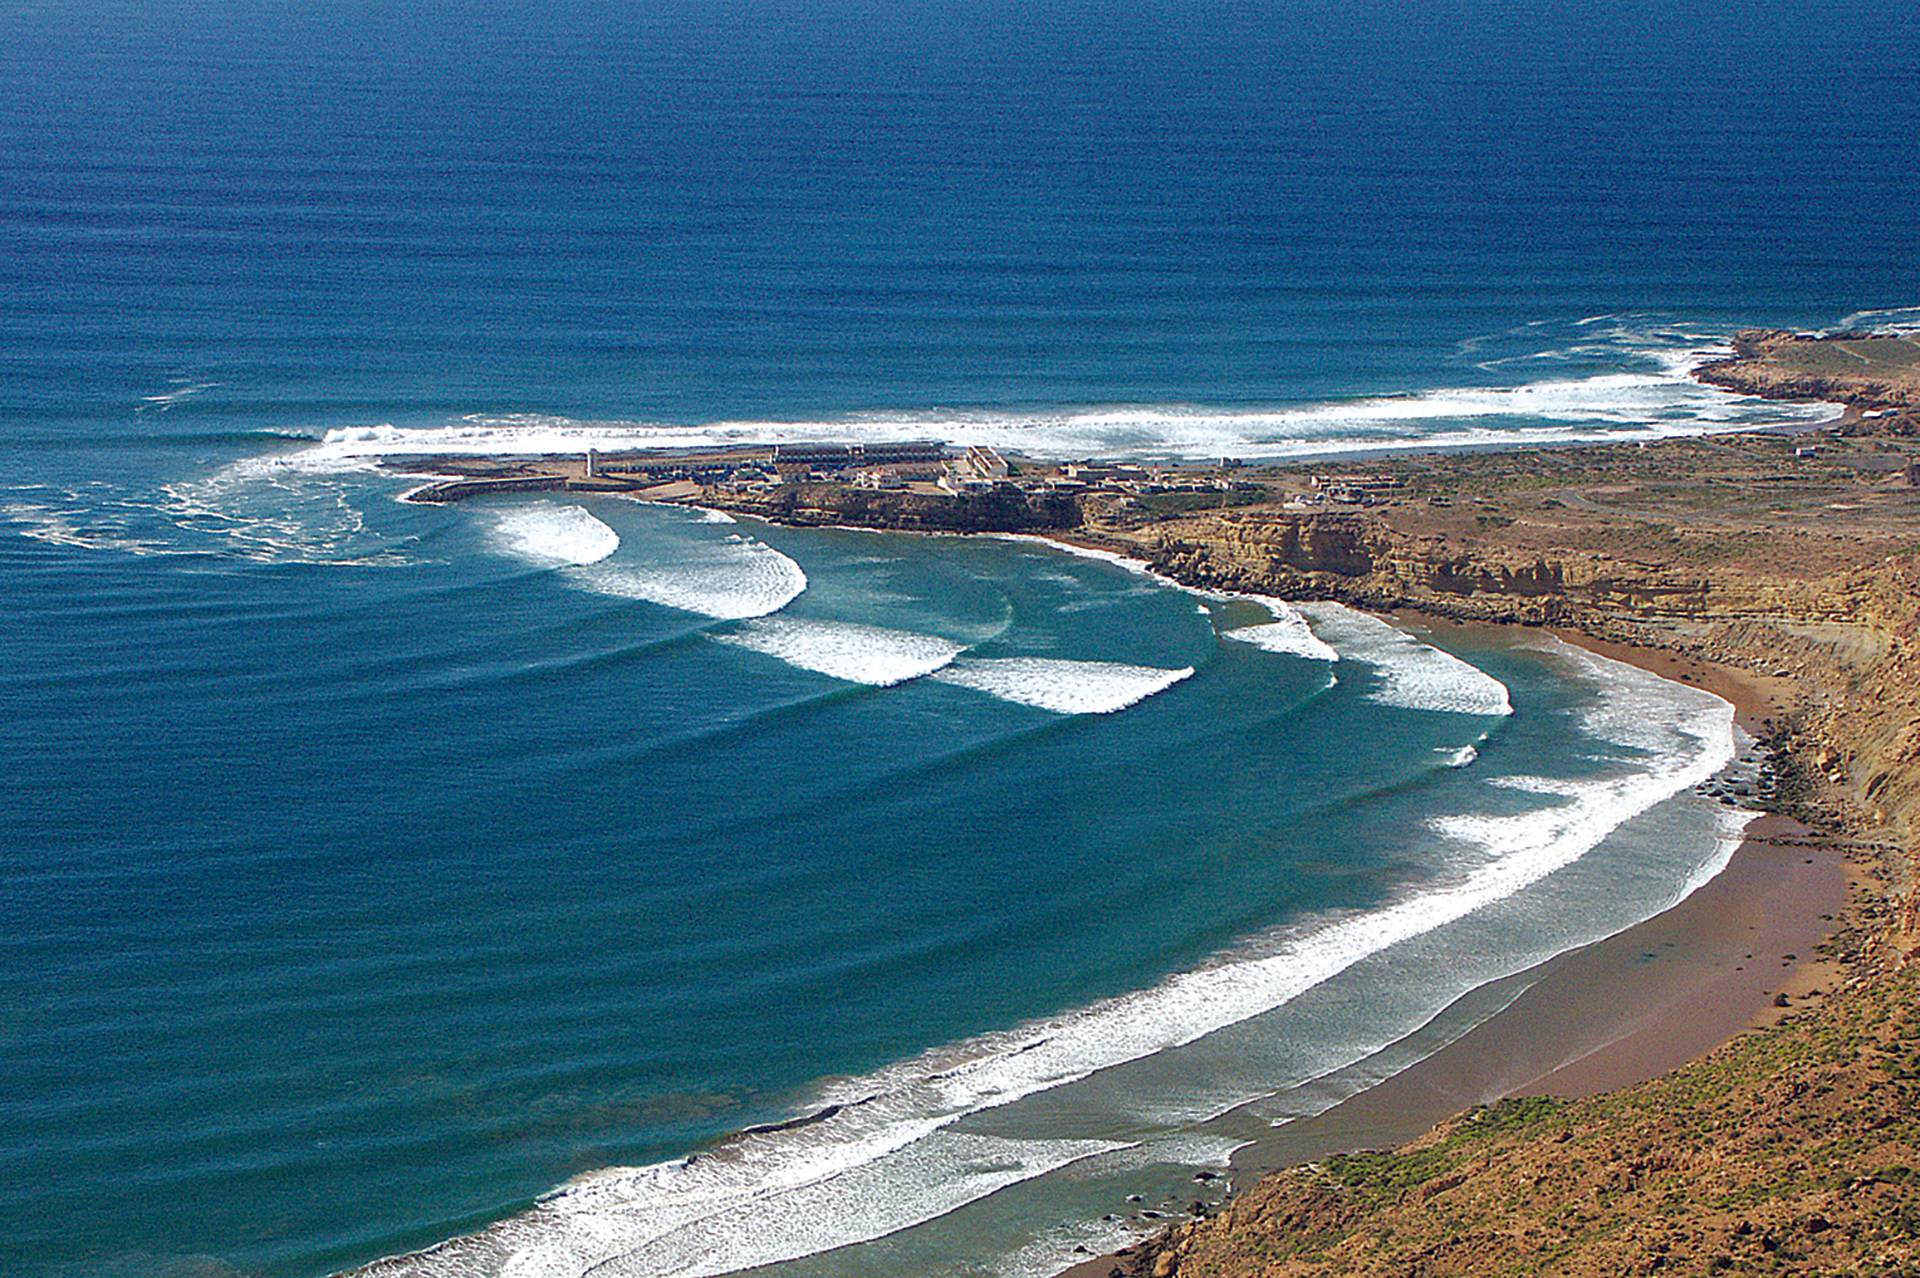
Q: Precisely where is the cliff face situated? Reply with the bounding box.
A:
[1117,510,1812,628]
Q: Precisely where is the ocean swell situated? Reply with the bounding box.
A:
[348,638,1737,1278]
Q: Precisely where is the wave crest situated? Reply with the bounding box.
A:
[1222,600,1339,661]
[487,505,620,566]
[713,618,966,686]
[575,533,807,620]
[931,656,1194,715]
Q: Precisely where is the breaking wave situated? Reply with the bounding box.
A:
[573,533,807,620]
[284,321,1834,468]
[713,618,967,686]
[486,505,620,567]
[1835,304,1920,334]
[1295,603,1512,716]
[931,656,1195,715]
[1221,599,1340,662]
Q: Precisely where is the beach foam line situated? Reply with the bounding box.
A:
[346,644,1740,1278]
[712,617,966,686]
[486,504,619,567]
[931,656,1194,715]
[1294,602,1511,716]
[571,532,807,621]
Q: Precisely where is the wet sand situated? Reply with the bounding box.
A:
[1062,631,1847,1278]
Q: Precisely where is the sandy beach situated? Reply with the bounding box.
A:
[1061,626,1848,1278]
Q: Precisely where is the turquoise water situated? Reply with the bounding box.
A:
[3,493,1747,1278]
[3,1,1916,1275]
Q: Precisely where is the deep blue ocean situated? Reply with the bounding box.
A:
[3,2,1918,1276]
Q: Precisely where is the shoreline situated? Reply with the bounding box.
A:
[476,488,1858,1278]
[1059,610,1847,1278]
[362,363,1906,1276]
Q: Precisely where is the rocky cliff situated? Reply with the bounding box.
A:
[1111,507,1835,632]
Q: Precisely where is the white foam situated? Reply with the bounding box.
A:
[6,457,410,565]
[575,534,807,620]
[1294,603,1511,716]
[1440,743,1479,768]
[3,501,170,557]
[984,533,1158,578]
[1222,600,1340,662]
[988,538,1340,668]
[932,657,1194,715]
[291,331,1837,470]
[713,618,966,686]
[153,450,414,565]
[486,505,619,566]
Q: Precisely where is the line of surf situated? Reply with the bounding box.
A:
[301,348,1838,466]
[930,656,1194,715]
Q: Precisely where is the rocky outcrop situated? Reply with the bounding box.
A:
[1696,328,1920,412]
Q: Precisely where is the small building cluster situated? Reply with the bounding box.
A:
[1304,473,1406,506]
[452,438,1271,506]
